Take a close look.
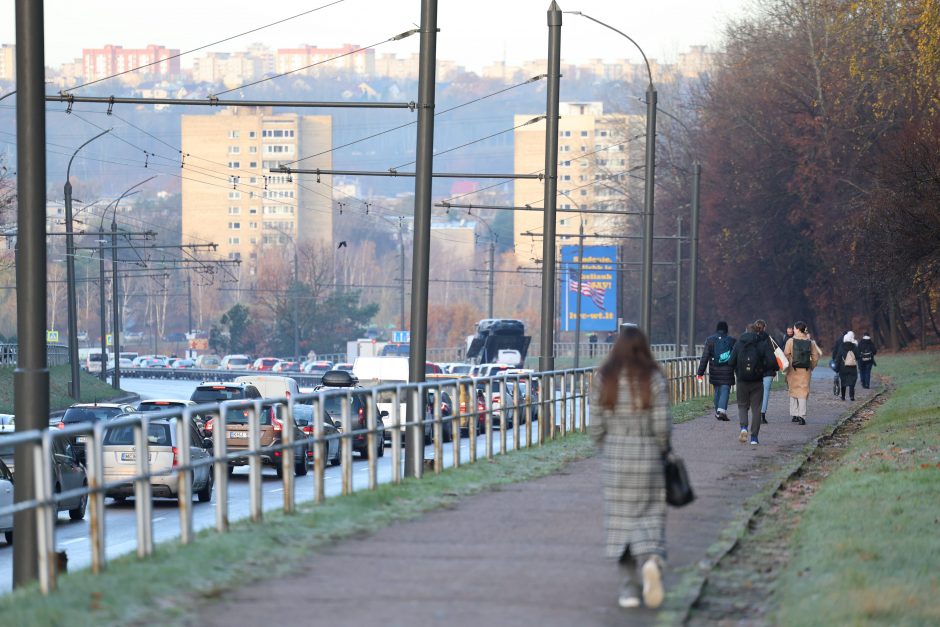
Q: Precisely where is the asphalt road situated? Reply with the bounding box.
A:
[0,377,560,592]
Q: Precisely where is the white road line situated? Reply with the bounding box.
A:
[61,537,86,546]
[269,488,284,493]
[153,516,166,522]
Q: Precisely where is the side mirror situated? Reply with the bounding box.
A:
[202,438,213,449]
[380,410,389,418]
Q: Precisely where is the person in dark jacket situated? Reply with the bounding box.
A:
[753,319,779,424]
[857,332,877,389]
[835,331,861,400]
[729,324,777,445]
[696,321,736,421]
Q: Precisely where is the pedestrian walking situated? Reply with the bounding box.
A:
[783,321,820,425]
[752,319,779,425]
[696,321,736,421]
[835,331,861,400]
[590,326,671,610]
[780,326,794,351]
[589,332,599,357]
[857,332,877,389]
[729,324,776,445]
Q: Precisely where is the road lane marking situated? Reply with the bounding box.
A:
[153,516,167,522]
[61,537,86,546]
[269,488,284,493]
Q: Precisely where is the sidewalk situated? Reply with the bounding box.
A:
[197,375,873,627]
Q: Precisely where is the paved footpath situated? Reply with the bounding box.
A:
[198,372,874,627]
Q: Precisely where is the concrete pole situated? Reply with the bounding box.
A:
[573,220,584,368]
[111,220,122,389]
[687,163,700,356]
[99,230,108,381]
[674,216,682,357]
[640,84,657,338]
[405,0,438,478]
[487,240,495,318]
[399,225,405,330]
[293,248,300,362]
[539,1,562,378]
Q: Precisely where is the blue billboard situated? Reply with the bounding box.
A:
[560,245,618,332]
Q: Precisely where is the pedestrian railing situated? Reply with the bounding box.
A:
[0,344,70,368]
[1,357,705,594]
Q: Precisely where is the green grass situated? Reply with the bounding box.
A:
[0,365,128,414]
[773,351,940,626]
[0,432,596,626]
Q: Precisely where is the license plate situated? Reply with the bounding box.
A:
[76,436,88,443]
[120,452,135,461]
[228,431,248,439]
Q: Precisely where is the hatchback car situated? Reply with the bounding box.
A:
[220,354,252,370]
[291,404,341,466]
[103,417,213,502]
[314,370,386,458]
[251,357,280,371]
[57,403,138,463]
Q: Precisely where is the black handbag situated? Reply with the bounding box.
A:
[664,449,695,507]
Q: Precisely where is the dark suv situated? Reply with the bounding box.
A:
[57,403,138,463]
[314,370,386,459]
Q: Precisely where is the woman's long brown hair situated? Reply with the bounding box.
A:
[597,326,661,410]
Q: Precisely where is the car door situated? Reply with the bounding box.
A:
[53,438,85,510]
[189,422,210,488]
[0,459,14,532]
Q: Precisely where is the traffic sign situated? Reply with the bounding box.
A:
[106,333,113,346]
[393,331,410,343]
[46,330,59,343]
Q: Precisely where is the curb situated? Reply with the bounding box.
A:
[672,387,887,625]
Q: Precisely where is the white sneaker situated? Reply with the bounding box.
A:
[739,428,748,443]
[618,593,641,609]
[641,557,664,609]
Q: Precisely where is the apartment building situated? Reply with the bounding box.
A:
[0,44,14,82]
[276,44,375,77]
[513,102,644,264]
[81,45,180,84]
[180,108,333,276]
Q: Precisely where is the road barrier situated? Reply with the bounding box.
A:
[0,357,705,594]
[0,343,70,368]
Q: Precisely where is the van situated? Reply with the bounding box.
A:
[85,351,109,373]
[232,375,300,401]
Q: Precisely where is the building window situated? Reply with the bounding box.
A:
[228,207,241,215]
[249,207,258,215]
[580,190,588,196]
[561,175,571,181]
[559,218,569,226]
[228,237,240,245]
[229,222,241,229]
[249,161,257,169]
[249,146,258,154]
[248,131,256,138]
[562,160,570,167]
[249,222,258,229]
[249,237,257,244]
[228,146,240,154]
[599,130,608,137]
[580,130,588,137]
[264,144,293,154]
[228,161,240,169]
[262,129,295,138]
[228,191,241,200]
[248,177,257,184]
[228,130,239,139]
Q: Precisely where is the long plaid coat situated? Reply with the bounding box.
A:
[590,370,671,560]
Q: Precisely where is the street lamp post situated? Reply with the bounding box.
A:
[566,11,656,338]
[65,129,110,398]
[687,163,701,356]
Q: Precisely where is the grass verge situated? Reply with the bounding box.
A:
[0,432,595,626]
[773,351,940,625]
[0,365,129,414]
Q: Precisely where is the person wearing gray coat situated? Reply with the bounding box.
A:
[590,326,672,610]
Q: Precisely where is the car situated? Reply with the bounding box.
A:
[103,417,213,503]
[232,375,300,401]
[0,458,12,544]
[107,357,135,370]
[426,374,483,435]
[137,399,201,430]
[333,362,354,372]
[57,403,138,463]
[476,381,516,428]
[0,436,88,521]
[84,351,108,374]
[194,354,221,370]
[139,357,170,368]
[291,404,341,467]
[251,357,280,372]
[314,370,386,458]
[163,332,187,343]
[380,343,410,357]
[171,359,196,369]
[220,354,252,370]
[425,362,443,374]
[190,382,306,477]
[132,354,169,367]
[302,360,334,374]
[123,331,144,343]
[272,361,301,373]
[425,389,455,442]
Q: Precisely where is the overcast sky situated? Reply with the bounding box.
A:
[1,0,754,72]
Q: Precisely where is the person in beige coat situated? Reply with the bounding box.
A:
[783,321,820,425]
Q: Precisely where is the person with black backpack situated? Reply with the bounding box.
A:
[696,321,736,421]
[783,321,821,425]
[729,324,777,445]
[857,332,877,389]
[835,331,862,400]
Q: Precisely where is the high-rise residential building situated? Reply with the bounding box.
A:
[513,102,644,264]
[181,108,333,276]
[81,45,181,84]
[0,44,15,82]
[192,44,273,88]
[276,44,375,77]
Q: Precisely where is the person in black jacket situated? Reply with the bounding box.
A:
[696,321,736,421]
[835,331,862,400]
[857,332,877,389]
[753,319,779,425]
[729,324,777,445]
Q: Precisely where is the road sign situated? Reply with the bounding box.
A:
[393,330,410,343]
[560,245,619,332]
[46,330,59,343]
[106,333,113,346]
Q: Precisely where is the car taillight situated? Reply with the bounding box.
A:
[302,425,313,435]
[271,412,282,432]
[57,422,65,430]
[358,406,366,428]
[172,446,179,467]
[204,418,214,432]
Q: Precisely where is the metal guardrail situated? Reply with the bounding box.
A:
[0,344,70,368]
[1,357,705,594]
[549,342,704,360]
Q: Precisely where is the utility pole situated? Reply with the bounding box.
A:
[98,229,108,382]
[293,247,300,363]
[187,275,193,346]
[687,163,700,356]
[640,84,657,338]
[398,224,406,330]
[405,0,438,478]
[110,219,122,389]
[539,1,562,384]
[487,240,495,318]
[573,219,585,368]
[674,216,682,357]
[13,0,49,588]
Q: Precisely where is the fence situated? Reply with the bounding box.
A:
[0,357,704,594]
[0,344,70,368]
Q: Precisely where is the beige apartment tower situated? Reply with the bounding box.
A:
[513,102,643,264]
[181,108,333,275]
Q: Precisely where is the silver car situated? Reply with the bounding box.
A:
[0,458,12,544]
[103,418,213,502]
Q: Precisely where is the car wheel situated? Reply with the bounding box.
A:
[69,485,88,521]
[4,531,11,545]
[377,437,385,458]
[196,474,213,502]
[295,453,308,477]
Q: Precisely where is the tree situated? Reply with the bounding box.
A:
[210,303,252,355]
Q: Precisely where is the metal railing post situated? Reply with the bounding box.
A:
[340,393,353,495]
[467,382,478,464]
[177,409,193,545]
[391,388,402,484]
[313,395,325,503]
[450,383,460,470]
[36,435,56,594]
[281,402,295,513]
[484,379,494,459]
[88,420,107,573]
[214,404,229,532]
[248,400,263,523]
[579,371,588,433]
[432,385,443,474]
[367,389,378,489]
[133,415,154,558]
[498,377,507,455]
[511,376,520,452]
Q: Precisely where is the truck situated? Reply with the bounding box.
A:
[346,339,387,363]
[465,319,531,367]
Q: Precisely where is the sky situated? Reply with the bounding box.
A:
[1,0,755,72]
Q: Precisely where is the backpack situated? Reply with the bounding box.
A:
[712,335,733,366]
[791,339,812,369]
[738,338,765,382]
[860,346,874,362]
[843,349,857,368]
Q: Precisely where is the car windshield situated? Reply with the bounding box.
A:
[226,407,273,426]
[63,407,122,423]
[104,423,172,446]
[192,387,244,403]
[321,394,365,418]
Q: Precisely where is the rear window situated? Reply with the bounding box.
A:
[191,386,245,403]
[138,401,186,413]
[226,406,273,426]
[63,407,122,423]
[104,423,172,446]
[88,354,104,362]
[227,358,250,366]
[322,394,364,418]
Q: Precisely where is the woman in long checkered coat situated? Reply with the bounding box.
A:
[589,326,672,609]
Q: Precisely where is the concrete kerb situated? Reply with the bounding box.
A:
[666,386,889,625]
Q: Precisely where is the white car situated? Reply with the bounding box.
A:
[220,354,252,370]
[103,417,213,502]
[0,458,13,544]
